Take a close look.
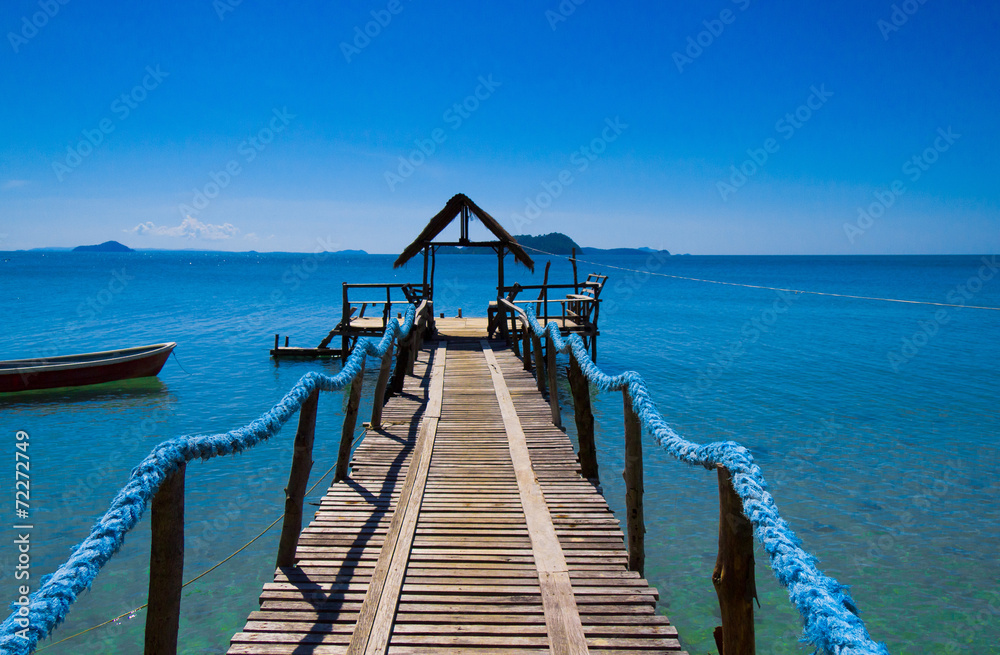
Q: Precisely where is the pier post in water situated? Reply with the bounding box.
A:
[622,389,645,575]
[370,347,393,429]
[522,328,532,371]
[145,463,186,655]
[391,335,411,394]
[546,332,561,428]
[335,361,366,482]
[275,388,318,568]
[712,466,757,655]
[568,356,598,483]
[532,334,545,393]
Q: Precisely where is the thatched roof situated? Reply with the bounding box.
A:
[393,194,535,271]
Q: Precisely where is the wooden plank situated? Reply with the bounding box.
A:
[230,338,684,655]
[481,340,589,655]
[349,343,446,655]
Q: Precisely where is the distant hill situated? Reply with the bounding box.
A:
[513,233,581,255]
[73,240,134,252]
[581,246,670,256]
[436,232,667,257]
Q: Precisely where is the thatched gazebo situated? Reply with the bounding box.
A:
[393,193,535,303]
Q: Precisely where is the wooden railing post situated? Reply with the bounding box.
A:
[546,333,561,428]
[522,327,532,371]
[391,337,410,394]
[275,389,319,568]
[568,357,598,483]
[370,348,393,429]
[145,464,186,655]
[510,313,521,357]
[335,361,366,482]
[622,389,644,575]
[532,334,545,393]
[341,283,350,361]
[407,322,421,375]
[712,466,757,655]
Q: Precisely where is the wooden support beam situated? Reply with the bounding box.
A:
[546,333,561,428]
[390,337,410,394]
[275,389,318,568]
[422,246,429,300]
[498,245,508,342]
[335,362,365,482]
[568,357,598,483]
[532,334,545,393]
[145,464,185,655]
[571,247,578,293]
[341,283,351,362]
[522,328,532,371]
[407,325,420,376]
[622,389,644,575]
[370,348,393,429]
[713,466,757,655]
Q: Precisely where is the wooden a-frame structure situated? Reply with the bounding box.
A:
[393,193,535,303]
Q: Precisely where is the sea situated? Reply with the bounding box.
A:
[1,251,998,654]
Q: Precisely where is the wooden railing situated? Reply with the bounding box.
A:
[499,281,602,326]
[143,300,433,655]
[341,283,427,331]
[500,299,756,655]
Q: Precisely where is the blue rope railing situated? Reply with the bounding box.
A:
[521,306,888,655]
[0,304,419,655]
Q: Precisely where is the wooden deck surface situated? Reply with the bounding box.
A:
[229,334,685,654]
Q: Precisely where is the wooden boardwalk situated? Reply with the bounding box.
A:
[229,333,686,654]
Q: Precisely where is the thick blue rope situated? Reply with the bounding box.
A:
[523,307,888,655]
[0,306,417,654]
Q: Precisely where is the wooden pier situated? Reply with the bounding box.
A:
[229,327,686,654]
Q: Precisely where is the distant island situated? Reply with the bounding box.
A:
[73,240,134,252]
[437,232,668,257]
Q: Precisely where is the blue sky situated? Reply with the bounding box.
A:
[1,1,997,254]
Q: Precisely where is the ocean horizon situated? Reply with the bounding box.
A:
[1,251,997,654]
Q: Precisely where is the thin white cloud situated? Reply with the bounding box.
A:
[244,232,259,241]
[2,180,29,190]
[129,216,240,240]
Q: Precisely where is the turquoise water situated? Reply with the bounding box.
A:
[1,252,998,654]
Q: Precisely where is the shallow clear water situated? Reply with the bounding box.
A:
[1,252,997,654]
